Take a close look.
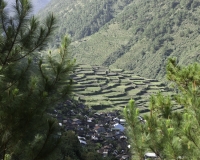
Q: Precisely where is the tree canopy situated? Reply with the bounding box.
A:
[124,58,200,159]
[0,0,74,159]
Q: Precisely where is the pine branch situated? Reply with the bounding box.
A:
[32,121,57,160]
[2,0,31,65]
[11,14,56,63]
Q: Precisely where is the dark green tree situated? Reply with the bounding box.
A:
[59,131,83,160]
[124,58,200,159]
[0,0,74,159]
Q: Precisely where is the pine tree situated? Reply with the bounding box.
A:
[0,0,74,159]
[124,58,200,159]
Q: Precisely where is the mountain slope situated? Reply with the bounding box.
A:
[38,0,200,80]
[37,0,133,43]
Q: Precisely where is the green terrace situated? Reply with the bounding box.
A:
[72,64,173,113]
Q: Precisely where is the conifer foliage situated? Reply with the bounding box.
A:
[124,58,200,159]
[0,0,74,159]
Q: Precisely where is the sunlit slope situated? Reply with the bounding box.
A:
[71,23,132,65]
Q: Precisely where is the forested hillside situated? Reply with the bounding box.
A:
[38,0,200,80]
[38,0,132,42]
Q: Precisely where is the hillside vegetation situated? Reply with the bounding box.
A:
[38,0,200,80]
[37,0,132,42]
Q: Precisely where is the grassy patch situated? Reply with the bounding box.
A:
[110,68,124,72]
[85,87,101,92]
[127,89,142,95]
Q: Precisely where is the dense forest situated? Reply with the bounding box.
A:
[38,0,200,80]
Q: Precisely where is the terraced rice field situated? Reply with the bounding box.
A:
[72,64,174,113]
